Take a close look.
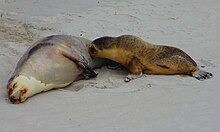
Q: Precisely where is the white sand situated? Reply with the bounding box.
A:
[0,0,220,131]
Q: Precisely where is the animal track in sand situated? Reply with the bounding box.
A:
[0,14,55,44]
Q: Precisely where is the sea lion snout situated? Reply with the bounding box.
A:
[7,76,29,104]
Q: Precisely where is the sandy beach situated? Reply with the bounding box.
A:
[0,0,220,131]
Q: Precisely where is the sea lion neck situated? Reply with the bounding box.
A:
[93,36,118,50]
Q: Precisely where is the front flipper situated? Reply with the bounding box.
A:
[60,48,98,78]
[125,72,143,82]
[125,57,143,82]
[76,70,98,80]
[192,70,213,81]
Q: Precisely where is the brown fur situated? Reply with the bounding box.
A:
[89,35,199,75]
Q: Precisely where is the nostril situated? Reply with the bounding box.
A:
[9,96,16,103]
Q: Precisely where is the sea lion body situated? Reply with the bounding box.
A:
[89,35,212,81]
[7,35,109,103]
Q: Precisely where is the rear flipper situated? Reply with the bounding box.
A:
[192,70,213,81]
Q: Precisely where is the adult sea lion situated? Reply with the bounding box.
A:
[7,35,112,103]
[89,35,213,82]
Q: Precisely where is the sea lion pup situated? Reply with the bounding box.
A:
[89,35,213,82]
[7,35,114,104]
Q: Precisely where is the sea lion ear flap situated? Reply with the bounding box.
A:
[88,44,98,56]
[90,44,97,51]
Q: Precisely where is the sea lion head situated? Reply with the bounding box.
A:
[7,74,46,104]
[7,75,30,104]
[89,36,116,57]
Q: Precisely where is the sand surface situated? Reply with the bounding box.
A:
[0,0,220,131]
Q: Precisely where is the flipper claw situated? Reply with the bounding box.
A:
[192,70,213,81]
